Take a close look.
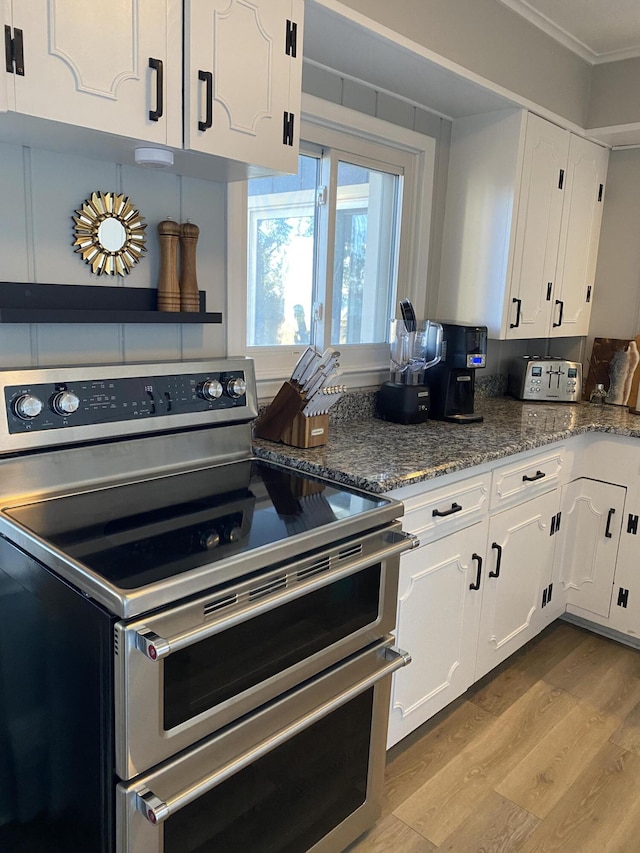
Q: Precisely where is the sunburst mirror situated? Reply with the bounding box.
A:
[72,191,147,276]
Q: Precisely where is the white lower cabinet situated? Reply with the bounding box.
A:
[603,487,640,639]
[475,489,559,679]
[387,438,640,749]
[388,520,487,748]
[558,478,626,620]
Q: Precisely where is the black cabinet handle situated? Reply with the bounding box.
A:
[510,297,522,329]
[553,299,564,328]
[605,507,615,539]
[432,502,462,518]
[490,542,502,578]
[469,553,483,591]
[522,470,545,482]
[5,25,24,76]
[148,58,163,121]
[198,70,213,131]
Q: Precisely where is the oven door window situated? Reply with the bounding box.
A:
[163,688,373,853]
[163,566,380,729]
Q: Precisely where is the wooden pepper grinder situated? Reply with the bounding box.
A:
[157,218,181,312]
[179,220,200,312]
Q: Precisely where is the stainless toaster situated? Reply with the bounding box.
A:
[508,356,582,402]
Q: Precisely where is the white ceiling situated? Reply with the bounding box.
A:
[497,0,640,64]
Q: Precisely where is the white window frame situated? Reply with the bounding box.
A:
[226,93,436,398]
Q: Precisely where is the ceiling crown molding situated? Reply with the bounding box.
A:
[495,0,640,65]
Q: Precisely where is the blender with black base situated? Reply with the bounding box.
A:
[427,323,488,423]
[377,311,443,425]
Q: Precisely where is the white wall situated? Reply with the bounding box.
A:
[588,58,640,129]
[334,0,592,127]
[0,141,226,367]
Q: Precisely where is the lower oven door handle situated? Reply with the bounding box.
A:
[136,644,411,826]
[133,530,418,662]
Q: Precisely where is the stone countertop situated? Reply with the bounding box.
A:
[252,397,640,494]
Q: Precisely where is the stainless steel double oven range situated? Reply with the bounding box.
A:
[0,358,414,853]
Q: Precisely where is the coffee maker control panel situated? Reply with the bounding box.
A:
[467,354,486,368]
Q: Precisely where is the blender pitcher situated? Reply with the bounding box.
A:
[390,319,443,383]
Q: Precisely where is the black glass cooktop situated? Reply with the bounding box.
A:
[4,460,391,591]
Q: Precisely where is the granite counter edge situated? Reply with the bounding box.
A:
[252,422,640,495]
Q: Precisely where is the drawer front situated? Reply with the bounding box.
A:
[401,473,491,544]
[491,446,566,510]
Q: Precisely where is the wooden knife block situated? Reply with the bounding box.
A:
[254,381,329,448]
[282,412,329,449]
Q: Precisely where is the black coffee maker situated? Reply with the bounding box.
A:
[428,323,488,423]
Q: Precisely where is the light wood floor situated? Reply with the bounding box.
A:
[348,620,640,853]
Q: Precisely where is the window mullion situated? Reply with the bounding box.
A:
[314,148,338,351]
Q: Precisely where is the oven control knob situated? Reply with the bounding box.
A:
[51,391,80,416]
[226,377,247,399]
[225,524,243,543]
[198,379,223,401]
[13,394,43,420]
[200,530,221,550]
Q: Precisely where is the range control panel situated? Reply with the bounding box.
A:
[4,370,248,434]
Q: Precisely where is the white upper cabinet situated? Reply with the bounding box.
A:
[438,109,609,340]
[0,0,8,114]
[4,0,182,147]
[552,135,609,338]
[184,0,303,176]
[508,114,569,339]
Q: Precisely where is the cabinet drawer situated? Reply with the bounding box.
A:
[491,446,566,510]
[401,473,491,544]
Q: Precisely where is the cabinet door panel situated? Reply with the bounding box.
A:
[558,478,625,618]
[476,490,558,679]
[608,496,640,639]
[507,114,569,340]
[11,0,180,145]
[0,0,10,111]
[388,521,486,747]
[185,0,301,174]
[552,136,608,338]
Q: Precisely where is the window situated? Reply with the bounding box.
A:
[227,96,436,393]
[247,152,401,351]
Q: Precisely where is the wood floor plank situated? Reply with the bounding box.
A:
[383,700,494,816]
[544,632,640,719]
[610,698,640,754]
[470,622,587,717]
[438,791,540,852]
[518,742,640,853]
[346,814,436,852]
[393,681,574,845]
[496,698,620,817]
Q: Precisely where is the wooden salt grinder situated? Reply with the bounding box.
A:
[157,219,181,312]
[180,220,201,312]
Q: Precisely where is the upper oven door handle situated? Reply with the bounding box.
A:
[132,529,418,662]
[134,643,411,826]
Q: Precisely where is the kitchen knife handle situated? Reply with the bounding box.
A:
[148,58,163,121]
[510,297,521,329]
[198,70,213,131]
[489,542,502,578]
[605,507,615,539]
[469,553,482,591]
[432,502,462,518]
